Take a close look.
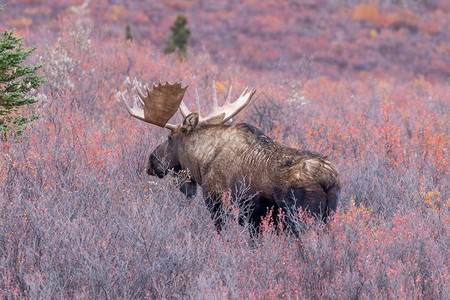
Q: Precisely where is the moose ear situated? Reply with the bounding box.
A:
[180,113,199,133]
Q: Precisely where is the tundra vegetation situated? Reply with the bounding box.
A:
[0,1,449,298]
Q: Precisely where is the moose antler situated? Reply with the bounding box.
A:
[121,78,188,131]
[179,81,256,125]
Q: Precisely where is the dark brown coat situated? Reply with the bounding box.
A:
[149,113,341,236]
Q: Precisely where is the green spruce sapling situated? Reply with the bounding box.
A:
[164,14,191,60]
[0,5,45,140]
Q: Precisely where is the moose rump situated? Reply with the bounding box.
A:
[176,122,340,234]
[121,79,341,236]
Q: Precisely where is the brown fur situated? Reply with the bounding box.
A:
[148,114,341,236]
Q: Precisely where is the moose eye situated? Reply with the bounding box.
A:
[168,136,172,141]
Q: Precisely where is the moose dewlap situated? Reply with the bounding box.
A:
[121,79,341,236]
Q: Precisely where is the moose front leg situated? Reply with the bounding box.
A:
[275,188,305,238]
[179,180,198,198]
[203,191,225,232]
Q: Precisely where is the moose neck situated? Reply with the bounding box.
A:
[177,124,229,185]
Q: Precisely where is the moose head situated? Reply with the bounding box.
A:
[121,79,255,198]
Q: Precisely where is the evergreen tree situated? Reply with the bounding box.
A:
[0,5,45,140]
[164,15,191,60]
[125,21,133,42]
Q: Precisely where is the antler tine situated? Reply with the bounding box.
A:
[122,81,146,122]
[146,84,152,96]
[220,87,256,124]
[179,84,256,125]
[225,85,232,104]
[121,89,134,116]
[180,100,191,118]
[135,81,146,106]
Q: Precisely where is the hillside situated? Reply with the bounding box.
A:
[2,0,450,82]
[0,0,448,298]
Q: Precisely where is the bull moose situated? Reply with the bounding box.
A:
[122,80,341,236]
